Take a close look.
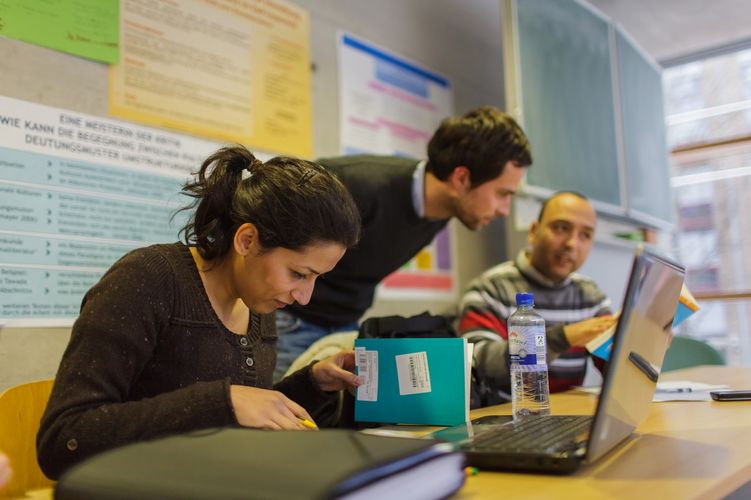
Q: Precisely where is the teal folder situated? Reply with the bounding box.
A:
[354,337,471,426]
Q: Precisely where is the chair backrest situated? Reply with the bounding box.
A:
[0,379,54,498]
[661,336,726,372]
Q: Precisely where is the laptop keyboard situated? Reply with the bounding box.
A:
[470,416,592,451]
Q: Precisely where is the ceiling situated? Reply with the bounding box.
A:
[587,0,751,66]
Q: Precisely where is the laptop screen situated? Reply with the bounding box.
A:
[585,246,685,463]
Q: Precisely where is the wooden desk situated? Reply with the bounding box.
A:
[459,366,751,499]
[14,366,750,500]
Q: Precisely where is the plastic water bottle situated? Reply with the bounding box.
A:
[508,292,550,420]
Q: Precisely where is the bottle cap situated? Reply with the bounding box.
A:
[516,292,534,306]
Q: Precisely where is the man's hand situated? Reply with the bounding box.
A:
[563,315,618,346]
[229,385,315,430]
[311,350,360,392]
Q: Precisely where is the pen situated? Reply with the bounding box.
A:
[298,416,319,429]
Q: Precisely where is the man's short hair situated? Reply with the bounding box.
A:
[426,106,532,187]
[536,191,590,222]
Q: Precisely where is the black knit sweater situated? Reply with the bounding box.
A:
[287,155,449,327]
[37,243,338,479]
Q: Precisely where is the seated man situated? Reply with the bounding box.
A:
[458,191,617,407]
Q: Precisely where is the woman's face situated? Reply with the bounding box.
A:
[235,234,346,314]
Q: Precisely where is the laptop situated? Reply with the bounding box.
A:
[432,245,686,473]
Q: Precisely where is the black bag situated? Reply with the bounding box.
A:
[358,311,456,339]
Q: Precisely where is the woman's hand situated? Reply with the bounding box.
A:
[563,315,618,346]
[311,350,360,392]
[229,385,316,430]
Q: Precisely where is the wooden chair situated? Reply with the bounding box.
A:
[0,380,55,498]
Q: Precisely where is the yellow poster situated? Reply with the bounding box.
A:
[109,0,312,156]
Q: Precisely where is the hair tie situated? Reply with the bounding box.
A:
[233,157,262,182]
[244,158,262,181]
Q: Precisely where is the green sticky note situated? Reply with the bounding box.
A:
[0,0,119,64]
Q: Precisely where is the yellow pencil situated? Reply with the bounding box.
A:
[298,416,318,429]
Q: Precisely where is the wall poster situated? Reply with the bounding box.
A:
[0,95,219,326]
[109,0,312,156]
[338,33,456,298]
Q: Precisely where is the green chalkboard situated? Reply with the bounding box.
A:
[517,0,621,206]
[616,29,673,223]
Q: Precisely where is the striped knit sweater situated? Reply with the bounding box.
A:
[458,251,611,407]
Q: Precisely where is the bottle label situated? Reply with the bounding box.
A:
[509,325,547,366]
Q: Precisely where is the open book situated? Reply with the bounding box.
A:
[586,284,700,361]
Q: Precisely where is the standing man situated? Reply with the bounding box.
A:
[275,106,533,380]
[458,191,617,407]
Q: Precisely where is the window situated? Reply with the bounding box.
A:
[664,49,751,366]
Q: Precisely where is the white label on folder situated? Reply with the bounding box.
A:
[355,347,378,401]
[395,351,431,396]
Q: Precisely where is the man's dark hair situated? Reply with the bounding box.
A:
[178,145,361,260]
[537,191,589,222]
[426,106,532,187]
